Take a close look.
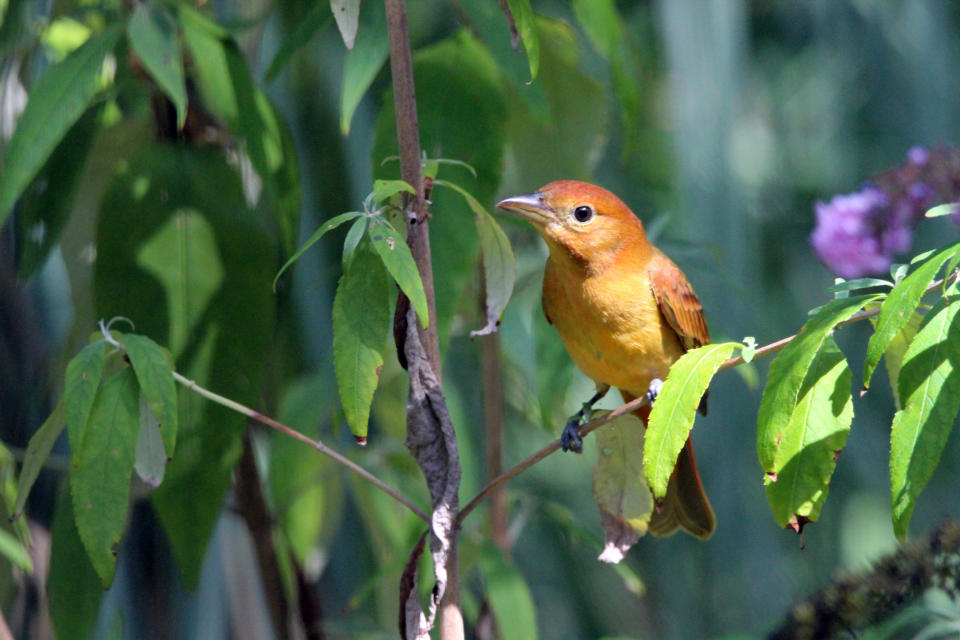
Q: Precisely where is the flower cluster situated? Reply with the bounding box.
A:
[810,146,960,279]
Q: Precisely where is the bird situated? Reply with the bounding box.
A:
[497,180,715,539]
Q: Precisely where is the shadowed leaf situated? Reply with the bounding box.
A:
[13,398,65,520]
[127,3,186,127]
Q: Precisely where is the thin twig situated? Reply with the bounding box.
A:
[171,371,429,523]
[457,272,959,525]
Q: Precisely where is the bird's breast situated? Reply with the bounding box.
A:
[542,259,684,397]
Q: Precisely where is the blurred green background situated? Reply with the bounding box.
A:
[4,0,960,638]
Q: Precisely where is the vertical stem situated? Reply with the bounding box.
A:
[384,2,462,638]
[384,0,441,380]
[480,273,509,551]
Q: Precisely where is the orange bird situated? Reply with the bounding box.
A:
[498,180,715,539]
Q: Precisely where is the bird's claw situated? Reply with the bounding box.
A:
[646,378,664,405]
[560,415,584,453]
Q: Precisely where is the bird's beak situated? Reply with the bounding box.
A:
[496,193,553,226]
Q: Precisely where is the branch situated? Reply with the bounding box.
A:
[457,272,959,525]
[171,371,430,523]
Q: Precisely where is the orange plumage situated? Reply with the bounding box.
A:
[498,180,715,539]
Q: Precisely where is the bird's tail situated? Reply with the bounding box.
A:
[628,400,716,540]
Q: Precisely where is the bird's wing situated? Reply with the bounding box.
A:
[647,255,710,352]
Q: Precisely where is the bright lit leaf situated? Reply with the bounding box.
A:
[863,243,959,390]
[645,342,738,498]
[505,0,539,81]
[764,337,853,528]
[890,287,960,540]
[757,295,881,475]
[330,0,359,49]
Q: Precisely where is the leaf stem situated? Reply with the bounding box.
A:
[457,271,960,525]
[170,371,429,523]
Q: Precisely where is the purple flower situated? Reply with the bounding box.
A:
[908,146,929,166]
[810,187,907,279]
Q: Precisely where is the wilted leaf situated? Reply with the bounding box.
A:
[645,342,738,498]
[13,397,65,520]
[0,23,122,227]
[333,238,391,439]
[757,296,881,475]
[64,339,106,452]
[764,337,853,528]
[863,243,959,390]
[399,532,429,640]
[120,333,177,456]
[480,544,539,639]
[127,3,187,127]
[434,179,516,337]
[134,394,166,488]
[341,0,388,134]
[890,287,960,539]
[593,411,654,563]
[71,368,140,586]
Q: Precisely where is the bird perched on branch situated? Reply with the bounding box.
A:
[498,180,715,539]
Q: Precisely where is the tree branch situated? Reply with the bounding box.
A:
[458,272,959,525]
[170,371,430,523]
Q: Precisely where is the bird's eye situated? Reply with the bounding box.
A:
[573,205,594,223]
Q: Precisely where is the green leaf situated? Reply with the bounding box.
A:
[863,244,959,390]
[434,180,516,336]
[340,0,387,134]
[0,22,122,227]
[881,311,924,411]
[0,526,32,572]
[265,2,329,81]
[274,210,363,289]
[120,333,177,456]
[13,397,66,520]
[134,393,167,488]
[368,219,428,327]
[890,287,960,539]
[480,544,539,640]
[71,368,140,586]
[15,102,103,277]
[333,239,390,440]
[764,337,853,527]
[95,144,275,587]
[49,484,103,640]
[505,0,539,81]
[330,0,359,49]
[757,295,881,474]
[64,339,106,453]
[741,336,757,363]
[372,179,415,204]
[342,216,368,270]
[593,411,654,563]
[645,342,739,498]
[373,31,507,351]
[137,209,225,358]
[826,278,893,294]
[268,374,343,563]
[127,3,187,128]
[925,203,959,218]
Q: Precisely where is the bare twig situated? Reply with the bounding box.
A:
[458,272,959,525]
[171,371,429,523]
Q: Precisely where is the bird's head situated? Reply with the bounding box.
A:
[497,180,647,267]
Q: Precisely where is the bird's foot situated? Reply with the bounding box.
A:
[560,414,585,453]
[646,378,664,405]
